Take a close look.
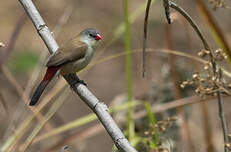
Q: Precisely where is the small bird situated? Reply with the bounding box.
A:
[30,28,102,106]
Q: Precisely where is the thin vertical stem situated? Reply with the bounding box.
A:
[143,0,152,77]
[123,0,134,141]
[217,68,229,152]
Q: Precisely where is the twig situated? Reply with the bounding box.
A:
[18,0,137,151]
[217,68,229,151]
[169,1,229,151]
[163,0,171,24]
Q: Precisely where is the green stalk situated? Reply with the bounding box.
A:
[123,0,134,141]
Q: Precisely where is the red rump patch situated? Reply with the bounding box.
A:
[43,66,60,81]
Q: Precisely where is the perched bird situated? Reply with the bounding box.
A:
[30,28,102,106]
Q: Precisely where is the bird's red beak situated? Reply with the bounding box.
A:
[95,34,102,41]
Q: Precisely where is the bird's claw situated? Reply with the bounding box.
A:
[77,79,87,86]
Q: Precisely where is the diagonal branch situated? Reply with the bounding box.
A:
[18,0,137,151]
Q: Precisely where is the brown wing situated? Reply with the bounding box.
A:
[46,39,87,67]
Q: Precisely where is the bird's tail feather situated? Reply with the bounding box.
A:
[29,66,60,106]
[30,80,49,106]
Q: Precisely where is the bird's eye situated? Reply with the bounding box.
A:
[89,33,94,37]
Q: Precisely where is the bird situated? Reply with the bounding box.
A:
[29,28,102,106]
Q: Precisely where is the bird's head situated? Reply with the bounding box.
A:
[80,28,102,46]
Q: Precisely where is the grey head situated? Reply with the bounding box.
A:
[80,28,102,46]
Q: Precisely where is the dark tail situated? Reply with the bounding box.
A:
[29,80,49,106]
[29,66,60,106]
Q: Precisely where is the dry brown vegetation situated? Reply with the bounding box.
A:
[0,0,231,151]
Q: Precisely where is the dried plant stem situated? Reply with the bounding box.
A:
[142,0,152,77]
[17,0,137,151]
[163,0,171,24]
[217,68,229,151]
[168,1,229,151]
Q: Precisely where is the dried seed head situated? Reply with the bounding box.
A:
[200,78,206,83]
[206,87,212,92]
[228,134,231,139]
[192,73,199,80]
[225,143,231,149]
[215,48,222,54]
[198,51,205,57]
[180,84,185,89]
[227,84,231,89]
[144,131,149,135]
[180,80,191,88]
[214,48,228,61]
[0,42,5,48]
[213,92,217,96]
[212,76,217,81]
[198,50,210,57]
[170,116,178,121]
[204,65,209,70]
[195,88,201,94]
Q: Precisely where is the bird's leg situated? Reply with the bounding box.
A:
[66,73,87,88]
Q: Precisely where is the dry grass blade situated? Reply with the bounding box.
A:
[0,3,75,151]
[85,48,231,78]
[0,13,26,66]
[0,88,8,114]
[20,89,69,152]
[39,95,229,149]
[0,74,67,152]
[45,124,103,152]
[0,65,50,126]
[196,0,231,65]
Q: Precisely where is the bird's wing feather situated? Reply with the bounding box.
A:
[46,40,87,67]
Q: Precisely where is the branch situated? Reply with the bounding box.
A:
[18,0,137,151]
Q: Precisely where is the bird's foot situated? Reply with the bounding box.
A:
[77,79,87,86]
[66,74,87,88]
[69,79,87,88]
